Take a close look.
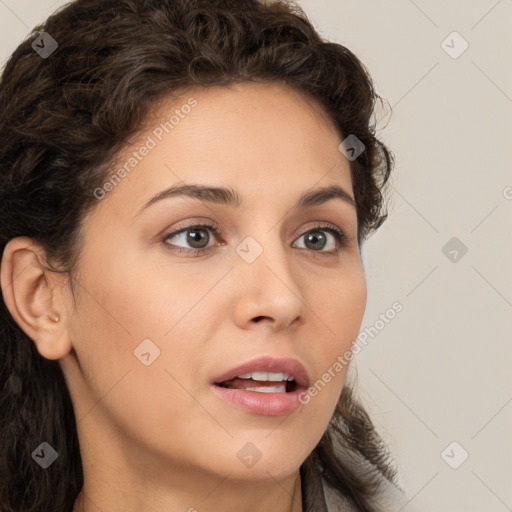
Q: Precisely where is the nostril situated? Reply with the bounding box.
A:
[252,316,270,323]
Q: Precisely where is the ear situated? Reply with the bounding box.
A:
[0,237,72,360]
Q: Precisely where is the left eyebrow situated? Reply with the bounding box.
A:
[135,182,356,216]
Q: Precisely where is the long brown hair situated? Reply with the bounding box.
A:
[0,1,397,510]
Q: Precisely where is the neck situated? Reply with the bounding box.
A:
[73,465,303,512]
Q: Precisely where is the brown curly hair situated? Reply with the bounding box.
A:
[0,0,397,511]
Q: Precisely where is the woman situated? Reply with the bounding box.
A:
[0,0,406,510]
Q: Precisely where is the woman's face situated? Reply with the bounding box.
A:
[60,82,367,485]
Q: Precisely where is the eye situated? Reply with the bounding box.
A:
[162,222,348,256]
[163,223,220,254]
[293,225,348,254]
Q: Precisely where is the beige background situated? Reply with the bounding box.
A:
[1,1,511,510]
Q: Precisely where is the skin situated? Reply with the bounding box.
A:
[1,81,367,512]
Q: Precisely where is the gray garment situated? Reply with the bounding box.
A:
[323,477,411,512]
[300,460,410,512]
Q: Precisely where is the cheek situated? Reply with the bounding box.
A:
[312,263,367,352]
[67,247,221,400]
[336,272,367,340]
[72,247,201,342]
[66,255,210,445]
[302,266,366,411]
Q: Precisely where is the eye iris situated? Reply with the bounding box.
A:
[305,231,326,250]
[187,228,209,249]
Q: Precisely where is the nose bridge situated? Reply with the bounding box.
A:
[235,220,292,282]
[232,223,307,326]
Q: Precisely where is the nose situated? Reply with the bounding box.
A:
[230,235,308,332]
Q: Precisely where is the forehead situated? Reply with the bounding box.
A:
[139,80,343,166]
[92,81,352,219]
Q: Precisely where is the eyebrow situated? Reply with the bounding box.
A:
[136,182,356,216]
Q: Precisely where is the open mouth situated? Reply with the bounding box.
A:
[215,372,299,394]
[211,359,309,415]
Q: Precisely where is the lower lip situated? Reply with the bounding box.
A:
[210,384,305,416]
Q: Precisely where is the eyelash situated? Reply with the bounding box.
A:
[162,222,349,257]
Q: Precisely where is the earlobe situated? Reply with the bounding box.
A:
[0,237,72,360]
[47,311,61,323]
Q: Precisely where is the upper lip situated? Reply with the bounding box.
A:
[212,356,310,388]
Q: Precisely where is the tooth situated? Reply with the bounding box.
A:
[251,371,268,381]
[237,371,294,382]
[245,385,286,393]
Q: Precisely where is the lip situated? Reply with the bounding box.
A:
[210,356,310,416]
[212,355,310,388]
